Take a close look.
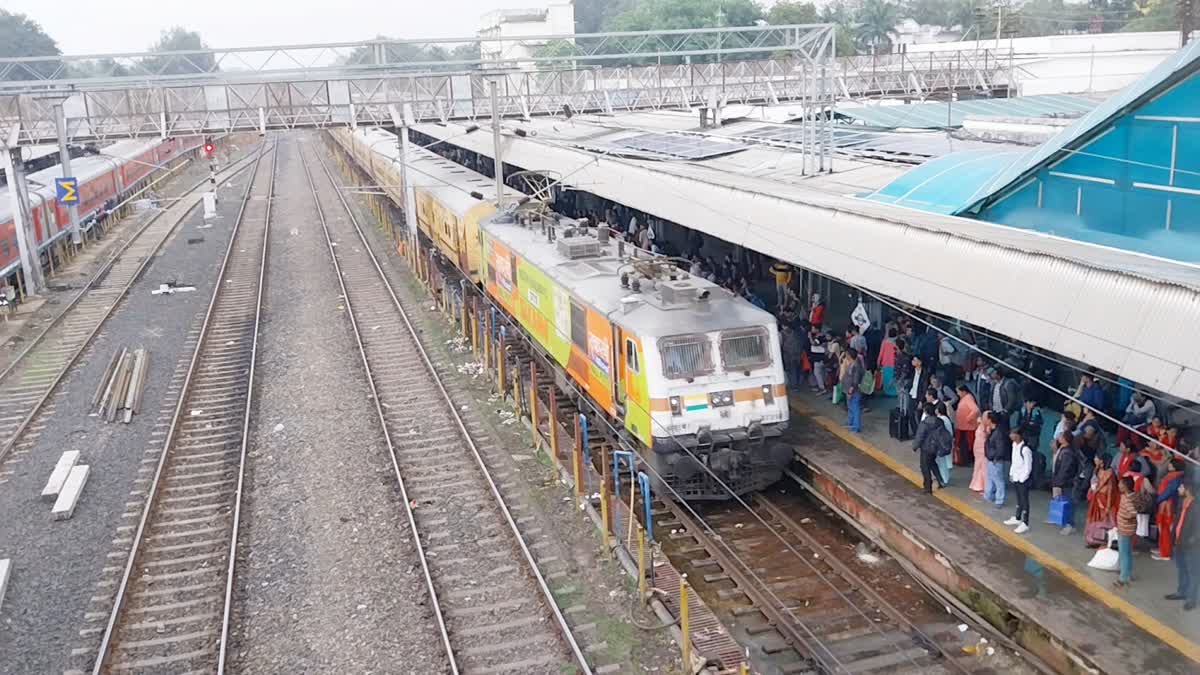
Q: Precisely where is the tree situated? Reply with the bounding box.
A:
[607,0,765,32]
[768,1,820,25]
[604,0,765,64]
[0,10,61,81]
[855,0,901,51]
[574,0,636,33]
[142,27,216,76]
[1121,0,1178,31]
[533,39,583,64]
[819,2,861,55]
[903,0,975,30]
[70,58,131,79]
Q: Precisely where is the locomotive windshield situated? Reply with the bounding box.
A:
[659,333,715,380]
[720,327,771,371]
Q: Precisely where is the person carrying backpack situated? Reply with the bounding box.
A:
[913,402,950,495]
[1006,428,1035,534]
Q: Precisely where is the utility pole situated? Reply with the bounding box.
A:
[1183,0,1196,46]
[53,101,82,247]
[489,80,505,208]
[1,147,46,296]
[396,103,418,252]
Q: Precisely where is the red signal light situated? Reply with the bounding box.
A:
[203,142,215,155]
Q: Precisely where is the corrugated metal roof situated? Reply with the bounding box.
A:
[835,94,1098,129]
[960,40,1200,214]
[414,118,1200,400]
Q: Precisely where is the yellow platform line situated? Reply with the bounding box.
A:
[790,398,1200,665]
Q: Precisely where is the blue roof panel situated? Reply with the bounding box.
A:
[959,40,1200,214]
[860,149,1025,214]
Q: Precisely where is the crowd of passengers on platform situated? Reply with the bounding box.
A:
[767,264,1198,607]
[547,186,1200,608]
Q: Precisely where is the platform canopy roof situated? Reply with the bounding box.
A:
[413,108,1200,402]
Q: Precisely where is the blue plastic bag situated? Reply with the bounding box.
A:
[1047,495,1073,527]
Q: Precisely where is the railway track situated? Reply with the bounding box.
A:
[89,139,276,674]
[0,143,263,467]
[302,138,589,674]
[658,488,982,675]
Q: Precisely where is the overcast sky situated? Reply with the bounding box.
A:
[6,0,528,54]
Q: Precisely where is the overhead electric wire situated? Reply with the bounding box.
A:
[338,133,951,673]
[410,120,1198,465]
[560,154,1200,466]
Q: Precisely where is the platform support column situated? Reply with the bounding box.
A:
[680,579,691,668]
[529,362,540,449]
[573,414,584,498]
[600,443,612,551]
[496,330,507,395]
[549,390,561,461]
[637,529,648,601]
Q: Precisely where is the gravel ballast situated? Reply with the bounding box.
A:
[227,135,440,672]
[0,164,253,673]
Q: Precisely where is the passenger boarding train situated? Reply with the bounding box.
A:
[0,137,196,283]
[334,128,792,500]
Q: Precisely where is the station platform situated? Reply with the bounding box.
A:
[785,390,1199,675]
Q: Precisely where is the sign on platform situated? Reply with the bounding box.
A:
[55,178,79,204]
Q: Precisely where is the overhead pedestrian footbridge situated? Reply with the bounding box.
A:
[0,26,1013,144]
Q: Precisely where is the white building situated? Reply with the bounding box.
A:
[892,19,964,46]
[479,1,576,69]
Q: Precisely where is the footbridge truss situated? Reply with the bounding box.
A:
[0,26,1011,145]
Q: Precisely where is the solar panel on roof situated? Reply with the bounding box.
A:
[613,132,746,160]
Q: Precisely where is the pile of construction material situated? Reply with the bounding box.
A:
[91,347,149,423]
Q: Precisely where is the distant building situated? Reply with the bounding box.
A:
[892,19,964,46]
[479,1,576,70]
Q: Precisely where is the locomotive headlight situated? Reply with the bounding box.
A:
[669,396,682,416]
[709,391,734,408]
[762,384,774,405]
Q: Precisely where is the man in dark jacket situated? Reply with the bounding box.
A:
[1016,397,1045,452]
[906,355,932,429]
[990,369,1022,422]
[1050,433,1080,534]
[1166,481,1198,610]
[912,402,949,494]
[983,410,1011,508]
[841,349,865,433]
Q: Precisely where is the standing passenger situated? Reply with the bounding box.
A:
[983,411,1010,509]
[842,349,865,433]
[1006,429,1034,534]
[1115,476,1138,587]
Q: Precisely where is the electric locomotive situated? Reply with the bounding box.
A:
[334,128,793,500]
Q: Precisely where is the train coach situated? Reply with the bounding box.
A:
[334,127,793,500]
[0,136,194,292]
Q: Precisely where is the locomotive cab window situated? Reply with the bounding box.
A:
[659,334,714,380]
[570,301,588,349]
[720,327,771,371]
[625,339,639,373]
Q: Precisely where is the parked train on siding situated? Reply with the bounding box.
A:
[334,128,793,500]
[0,136,196,283]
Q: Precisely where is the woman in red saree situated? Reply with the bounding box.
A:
[1085,454,1118,547]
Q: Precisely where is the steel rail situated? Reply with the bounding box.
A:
[90,138,277,674]
[297,142,458,672]
[0,143,265,466]
[754,494,973,673]
[307,138,591,674]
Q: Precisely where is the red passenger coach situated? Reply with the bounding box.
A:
[0,135,203,292]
